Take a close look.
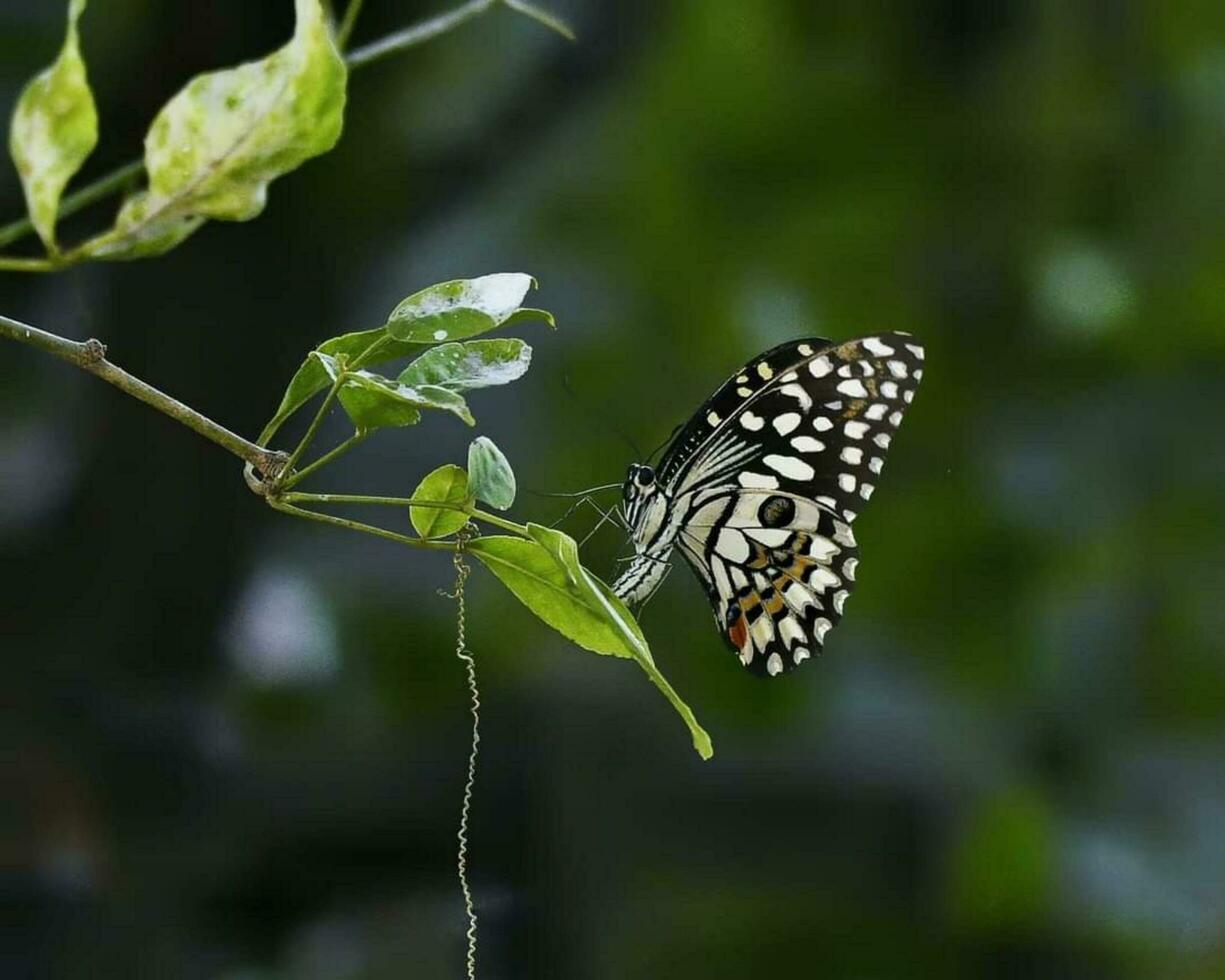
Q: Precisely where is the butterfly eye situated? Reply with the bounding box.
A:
[635,466,656,488]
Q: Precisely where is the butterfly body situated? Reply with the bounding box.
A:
[612,334,924,677]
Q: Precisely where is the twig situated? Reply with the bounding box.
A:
[0,313,287,480]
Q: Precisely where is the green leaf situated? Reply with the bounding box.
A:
[469,525,713,760]
[467,436,516,510]
[337,370,474,431]
[8,0,98,253]
[84,0,346,260]
[410,464,472,539]
[259,327,424,444]
[500,307,556,330]
[385,274,537,343]
[398,339,532,391]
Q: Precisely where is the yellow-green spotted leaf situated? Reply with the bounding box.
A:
[8,0,98,253]
[410,464,472,539]
[470,524,713,760]
[467,436,516,510]
[85,0,346,260]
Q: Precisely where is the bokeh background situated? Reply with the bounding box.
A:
[4,1,1225,977]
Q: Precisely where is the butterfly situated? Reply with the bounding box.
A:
[611,334,924,677]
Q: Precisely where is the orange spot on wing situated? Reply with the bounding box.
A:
[728,614,748,650]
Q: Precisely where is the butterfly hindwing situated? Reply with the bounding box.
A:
[674,487,859,676]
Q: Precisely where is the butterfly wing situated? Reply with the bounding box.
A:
[658,333,924,675]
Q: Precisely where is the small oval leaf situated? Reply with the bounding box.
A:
[410,464,471,539]
[385,274,535,343]
[83,0,346,260]
[398,339,532,391]
[8,0,98,252]
[467,436,516,510]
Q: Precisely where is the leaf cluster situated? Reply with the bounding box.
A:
[261,274,711,759]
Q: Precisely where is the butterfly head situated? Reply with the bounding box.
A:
[621,463,661,531]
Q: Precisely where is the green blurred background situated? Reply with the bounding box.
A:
[4,1,1225,977]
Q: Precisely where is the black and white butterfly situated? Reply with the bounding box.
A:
[611,333,924,677]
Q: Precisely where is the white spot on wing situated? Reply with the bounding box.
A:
[715,528,750,563]
[809,356,833,378]
[838,473,856,492]
[706,411,720,426]
[746,528,791,547]
[756,362,774,380]
[766,652,784,676]
[865,403,888,420]
[808,535,837,560]
[837,379,868,398]
[740,411,765,431]
[840,446,863,464]
[763,454,815,481]
[780,384,813,409]
[905,343,924,360]
[811,566,840,591]
[887,360,908,378]
[772,412,801,436]
[813,416,833,432]
[791,436,825,452]
[844,421,868,439]
[862,337,895,356]
[797,343,814,356]
[739,471,779,490]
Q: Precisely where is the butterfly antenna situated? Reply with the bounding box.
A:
[525,483,623,499]
[559,362,644,461]
[646,422,683,465]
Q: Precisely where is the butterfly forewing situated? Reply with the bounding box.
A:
[617,333,924,678]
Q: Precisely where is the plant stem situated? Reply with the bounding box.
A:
[282,491,469,514]
[0,313,288,478]
[0,256,57,272]
[502,0,576,41]
[345,0,494,69]
[268,498,456,551]
[469,508,530,536]
[281,431,368,489]
[335,0,365,48]
[0,0,574,259]
[280,492,531,537]
[0,160,143,252]
[282,383,340,479]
